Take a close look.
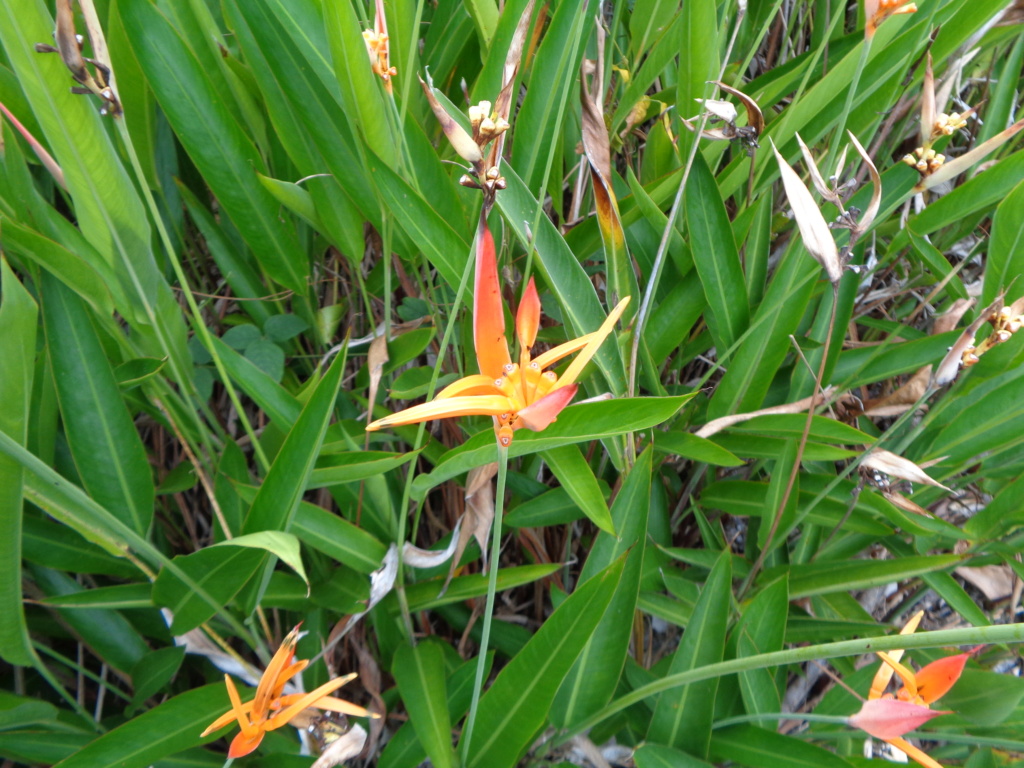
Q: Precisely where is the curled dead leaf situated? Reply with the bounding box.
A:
[310,723,367,768]
[418,74,482,164]
[863,448,952,492]
[696,387,839,438]
[402,516,462,568]
[771,139,843,283]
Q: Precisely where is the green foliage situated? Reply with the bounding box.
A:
[1,0,1023,766]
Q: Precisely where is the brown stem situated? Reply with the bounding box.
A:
[742,281,840,595]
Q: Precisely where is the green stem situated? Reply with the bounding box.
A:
[460,443,509,762]
[713,712,851,729]
[392,234,478,639]
[557,622,1024,745]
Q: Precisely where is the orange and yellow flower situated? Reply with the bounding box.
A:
[200,626,372,758]
[848,611,968,768]
[864,0,917,39]
[367,222,630,447]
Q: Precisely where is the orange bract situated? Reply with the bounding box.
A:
[852,611,968,768]
[366,221,630,446]
[200,626,372,759]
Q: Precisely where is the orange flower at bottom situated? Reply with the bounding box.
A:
[864,0,917,38]
[200,626,373,758]
[848,611,968,768]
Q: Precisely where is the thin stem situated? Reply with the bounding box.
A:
[392,234,478,640]
[460,443,509,762]
[743,280,839,594]
[713,712,852,729]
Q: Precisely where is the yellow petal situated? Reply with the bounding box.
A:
[255,626,301,716]
[435,374,503,399]
[532,333,596,370]
[265,675,361,731]
[886,737,946,768]
[550,296,630,391]
[367,395,513,430]
[869,610,923,699]
[225,675,260,740]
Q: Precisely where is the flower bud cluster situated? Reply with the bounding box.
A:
[931,112,969,140]
[362,30,397,83]
[962,306,1023,367]
[902,146,945,175]
[468,101,510,146]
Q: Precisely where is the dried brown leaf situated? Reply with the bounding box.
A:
[933,295,1004,386]
[882,490,934,516]
[847,131,881,234]
[921,53,936,146]
[955,564,1015,601]
[402,516,462,568]
[863,366,931,413]
[863,448,951,492]
[442,462,497,594]
[310,724,367,768]
[366,332,389,434]
[712,80,764,135]
[418,75,482,164]
[696,386,838,438]
[771,139,843,283]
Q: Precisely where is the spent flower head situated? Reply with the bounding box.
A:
[200,626,373,758]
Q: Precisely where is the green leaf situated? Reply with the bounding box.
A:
[773,554,965,599]
[120,0,309,293]
[129,647,187,711]
[634,743,716,768]
[152,546,265,634]
[463,556,625,768]
[939,668,1024,726]
[310,450,418,489]
[511,0,589,193]
[322,0,397,169]
[648,550,731,755]
[983,179,1024,307]
[51,684,232,768]
[710,725,857,768]
[677,0,719,130]
[735,576,788,724]
[403,564,561,612]
[540,445,613,535]
[0,257,37,666]
[220,532,309,590]
[244,352,346,533]
[654,432,744,467]
[288,497,388,574]
[412,396,691,497]
[685,144,747,355]
[40,272,154,536]
[393,641,456,768]
[30,566,149,673]
[552,448,652,728]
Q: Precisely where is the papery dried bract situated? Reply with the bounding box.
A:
[419,75,482,164]
[771,139,843,283]
[862,448,952,492]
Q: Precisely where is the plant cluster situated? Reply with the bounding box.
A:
[1,1,1024,768]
